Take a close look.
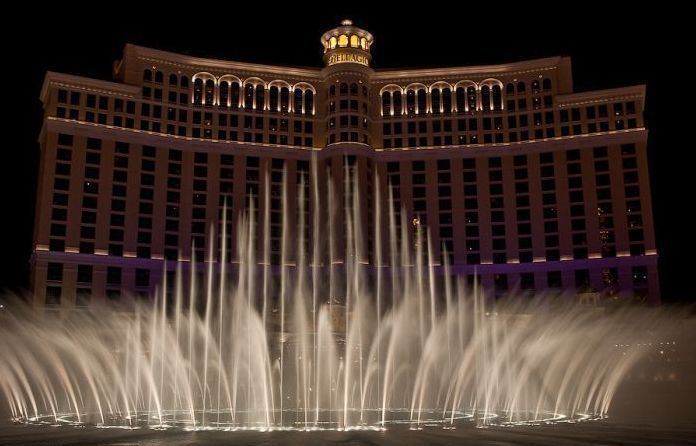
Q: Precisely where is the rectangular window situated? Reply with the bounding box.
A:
[547,271,562,288]
[47,262,63,281]
[76,288,91,306]
[45,286,62,305]
[136,269,150,287]
[106,267,122,285]
[77,265,93,283]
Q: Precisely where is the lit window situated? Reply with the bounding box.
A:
[269,86,279,111]
[382,92,391,116]
[204,79,214,105]
[304,90,314,115]
[193,78,203,105]
[219,82,229,107]
[338,34,348,47]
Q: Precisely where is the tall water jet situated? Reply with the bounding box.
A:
[0,167,674,432]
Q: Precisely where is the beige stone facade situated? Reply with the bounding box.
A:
[31,21,659,310]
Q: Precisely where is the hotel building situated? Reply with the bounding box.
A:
[31,20,659,309]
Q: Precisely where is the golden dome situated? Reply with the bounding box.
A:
[320,20,374,53]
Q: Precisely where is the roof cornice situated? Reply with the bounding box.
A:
[557,85,646,109]
[40,71,140,104]
[127,44,323,79]
[125,46,570,84]
[371,56,567,81]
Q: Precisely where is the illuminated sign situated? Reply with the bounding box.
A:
[327,51,369,67]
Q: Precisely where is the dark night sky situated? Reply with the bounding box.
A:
[0,6,689,302]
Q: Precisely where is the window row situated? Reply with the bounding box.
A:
[380,78,552,116]
[190,74,315,114]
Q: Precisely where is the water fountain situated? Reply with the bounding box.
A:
[0,162,674,434]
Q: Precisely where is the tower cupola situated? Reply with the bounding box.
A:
[320,20,374,68]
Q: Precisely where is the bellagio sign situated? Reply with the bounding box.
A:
[327,51,369,67]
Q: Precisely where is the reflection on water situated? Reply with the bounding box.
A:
[1,419,696,446]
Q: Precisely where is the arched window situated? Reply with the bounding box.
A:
[350,35,359,47]
[193,78,203,105]
[360,37,367,50]
[481,85,491,111]
[467,86,477,111]
[393,91,402,116]
[230,83,240,109]
[180,76,189,88]
[382,92,391,116]
[456,87,466,112]
[255,85,265,110]
[492,85,502,111]
[442,88,452,114]
[362,85,368,96]
[431,89,441,115]
[204,79,215,106]
[543,78,552,91]
[340,83,348,95]
[517,82,526,94]
[219,82,229,107]
[269,86,279,111]
[155,71,164,83]
[532,80,540,93]
[506,83,515,95]
[329,84,336,96]
[143,69,152,82]
[244,84,254,109]
[406,90,416,115]
[169,74,178,86]
[280,87,290,113]
[220,77,241,108]
[304,90,314,115]
[294,89,303,114]
[329,37,337,49]
[417,89,427,114]
[350,83,358,96]
[338,35,348,47]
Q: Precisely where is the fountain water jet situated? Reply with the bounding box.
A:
[0,165,673,432]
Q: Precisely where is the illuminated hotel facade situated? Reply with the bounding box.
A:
[32,21,659,309]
